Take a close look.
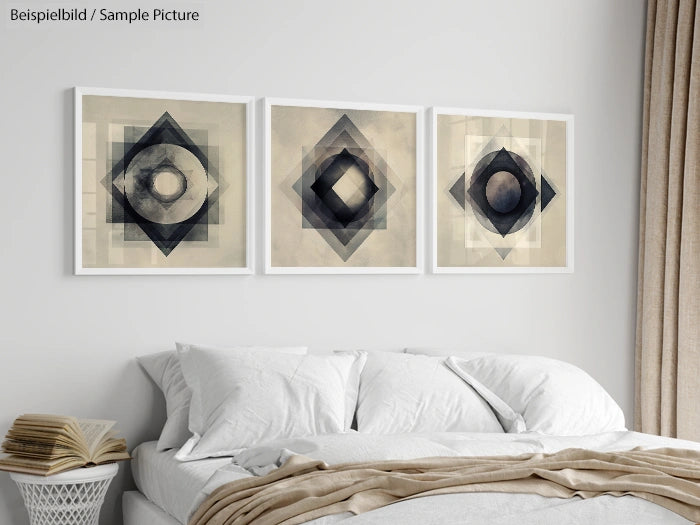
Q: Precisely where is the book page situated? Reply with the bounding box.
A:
[77,419,115,457]
[0,452,85,476]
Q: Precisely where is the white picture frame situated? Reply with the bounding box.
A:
[431,106,574,273]
[75,87,255,275]
[264,97,424,274]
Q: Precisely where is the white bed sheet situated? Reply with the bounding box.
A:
[131,432,700,525]
[123,490,180,525]
[301,492,695,525]
[231,429,700,473]
[130,441,247,524]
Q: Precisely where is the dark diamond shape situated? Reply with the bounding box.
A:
[467,147,539,237]
[290,114,396,261]
[311,148,379,227]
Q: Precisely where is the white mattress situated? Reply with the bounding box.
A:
[130,441,240,524]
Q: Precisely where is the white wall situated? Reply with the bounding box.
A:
[0,1,646,523]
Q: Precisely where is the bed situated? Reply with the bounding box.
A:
[125,344,700,525]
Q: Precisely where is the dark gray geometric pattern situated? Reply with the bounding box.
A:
[310,148,379,227]
[291,114,396,261]
[101,112,222,256]
[448,138,558,261]
[466,147,539,237]
[540,175,556,211]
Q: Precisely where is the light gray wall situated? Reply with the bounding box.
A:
[0,1,646,523]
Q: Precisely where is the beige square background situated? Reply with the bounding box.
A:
[81,95,247,269]
[437,114,568,268]
[270,105,417,268]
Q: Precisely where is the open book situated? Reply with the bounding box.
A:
[0,414,130,476]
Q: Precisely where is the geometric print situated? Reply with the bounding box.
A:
[290,114,397,261]
[448,131,558,261]
[100,112,222,256]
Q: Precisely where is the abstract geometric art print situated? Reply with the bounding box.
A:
[432,108,573,273]
[265,99,422,274]
[75,88,254,274]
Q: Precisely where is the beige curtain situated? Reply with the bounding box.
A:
[635,0,699,441]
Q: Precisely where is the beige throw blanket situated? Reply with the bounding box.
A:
[190,448,700,525]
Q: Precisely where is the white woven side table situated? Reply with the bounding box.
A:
[10,463,118,525]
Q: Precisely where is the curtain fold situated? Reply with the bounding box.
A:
[635,0,699,441]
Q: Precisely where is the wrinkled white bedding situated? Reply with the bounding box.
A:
[134,431,700,524]
[298,492,696,525]
[131,442,248,524]
[229,430,700,474]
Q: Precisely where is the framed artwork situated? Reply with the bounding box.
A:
[75,87,254,274]
[264,98,423,274]
[431,107,573,273]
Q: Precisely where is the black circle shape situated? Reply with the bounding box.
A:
[467,147,539,237]
[485,170,521,213]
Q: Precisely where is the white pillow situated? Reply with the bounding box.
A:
[446,355,626,436]
[138,345,307,451]
[175,347,366,461]
[405,347,493,359]
[355,352,503,434]
[137,350,192,451]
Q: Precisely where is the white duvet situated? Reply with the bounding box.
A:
[184,431,700,525]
